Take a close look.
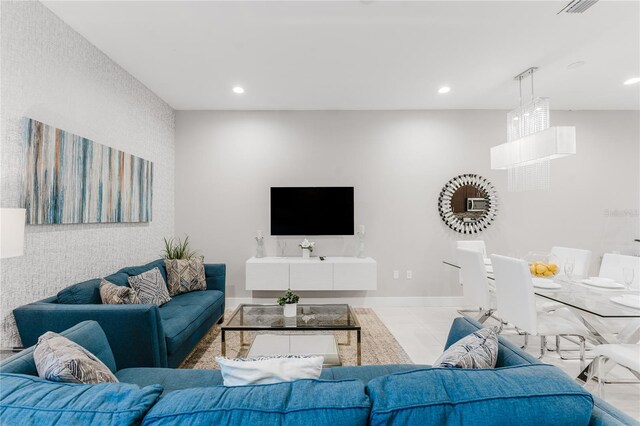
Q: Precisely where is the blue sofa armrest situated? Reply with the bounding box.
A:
[13,303,167,369]
[204,263,225,294]
[0,321,117,376]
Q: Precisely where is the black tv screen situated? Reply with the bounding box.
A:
[270,187,354,236]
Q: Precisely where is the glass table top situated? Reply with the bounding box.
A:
[534,281,640,318]
[223,304,361,330]
[444,260,640,318]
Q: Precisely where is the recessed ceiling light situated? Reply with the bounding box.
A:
[623,77,640,85]
[232,86,245,94]
[567,61,586,70]
[438,86,451,94]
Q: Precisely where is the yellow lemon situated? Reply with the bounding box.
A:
[548,263,558,273]
[543,270,554,276]
[529,264,536,274]
[535,264,548,274]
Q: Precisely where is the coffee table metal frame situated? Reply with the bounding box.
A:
[221,303,362,365]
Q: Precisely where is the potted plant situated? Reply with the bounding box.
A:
[162,236,197,259]
[277,288,300,317]
[298,238,315,259]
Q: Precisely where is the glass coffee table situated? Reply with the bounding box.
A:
[221,304,362,365]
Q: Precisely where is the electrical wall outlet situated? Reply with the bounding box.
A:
[406,270,413,279]
[393,270,399,280]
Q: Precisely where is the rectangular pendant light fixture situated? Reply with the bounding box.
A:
[490,126,577,170]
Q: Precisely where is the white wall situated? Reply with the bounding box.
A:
[0,1,175,347]
[175,110,639,302]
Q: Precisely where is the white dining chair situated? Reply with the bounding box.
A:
[551,246,592,279]
[491,254,590,368]
[588,321,640,398]
[458,248,496,324]
[543,247,593,356]
[456,240,487,258]
[599,253,640,289]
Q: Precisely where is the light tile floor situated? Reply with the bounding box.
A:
[373,306,640,421]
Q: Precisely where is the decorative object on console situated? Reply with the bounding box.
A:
[23,118,153,224]
[215,355,323,386]
[277,289,300,317]
[255,230,264,258]
[34,331,118,384]
[433,326,498,369]
[356,224,365,258]
[0,208,26,259]
[490,67,577,192]
[99,279,140,304]
[438,174,498,234]
[298,238,315,259]
[128,267,172,306]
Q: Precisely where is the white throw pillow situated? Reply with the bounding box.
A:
[215,355,324,386]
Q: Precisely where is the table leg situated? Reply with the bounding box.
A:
[567,309,612,383]
[356,330,362,366]
[221,329,226,357]
[240,331,244,346]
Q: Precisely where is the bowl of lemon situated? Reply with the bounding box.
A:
[525,252,559,278]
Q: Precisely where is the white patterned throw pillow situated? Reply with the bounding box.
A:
[34,332,118,384]
[215,355,324,386]
[164,258,206,296]
[433,327,499,369]
[99,279,140,304]
[128,267,171,306]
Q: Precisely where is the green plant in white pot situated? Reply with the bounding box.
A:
[277,289,300,317]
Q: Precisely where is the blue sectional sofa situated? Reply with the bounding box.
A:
[1,317,637,425]
[12,259,225,369]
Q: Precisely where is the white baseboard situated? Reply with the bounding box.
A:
[225,296,465,309]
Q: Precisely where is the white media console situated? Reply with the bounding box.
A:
[245,256,377,291]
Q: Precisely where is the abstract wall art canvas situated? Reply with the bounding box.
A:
[23,118,153,224]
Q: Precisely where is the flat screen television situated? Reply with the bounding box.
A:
[270,187,354,236]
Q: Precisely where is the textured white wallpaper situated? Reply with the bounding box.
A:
[0,1,175,348]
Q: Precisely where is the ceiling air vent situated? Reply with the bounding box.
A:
[558,0,599,14]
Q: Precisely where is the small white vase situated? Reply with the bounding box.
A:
[283,303,297,317]
[302,248,311,259]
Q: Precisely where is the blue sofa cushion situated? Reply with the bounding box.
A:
[119,259,168,284]
[116,368,224,395]
[142,379,370,426]
[367,364,593,426]
[159,290,224,355]
[319,364,430,384]
[104,272,131,287]
[0,373,162,425]
[57,279,101,304]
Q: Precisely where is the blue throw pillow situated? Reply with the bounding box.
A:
[56,279,101,304]
[142,379,370,426]
[0,373,162,425]
[367,364,593,426]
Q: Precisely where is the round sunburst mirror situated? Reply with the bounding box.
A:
[438,174,498,234]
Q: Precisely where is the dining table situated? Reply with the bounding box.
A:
[443,259,640,383]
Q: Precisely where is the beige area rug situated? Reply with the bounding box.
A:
[180,308,413,369]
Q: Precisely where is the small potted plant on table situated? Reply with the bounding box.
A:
[277,289,300,317]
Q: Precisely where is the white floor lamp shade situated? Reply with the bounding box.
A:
[0,208,26,259]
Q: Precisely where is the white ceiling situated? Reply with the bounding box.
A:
[43,1,640,110]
